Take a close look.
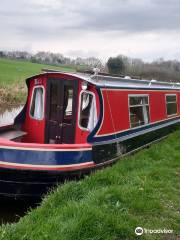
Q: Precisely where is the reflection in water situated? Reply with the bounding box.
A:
[0,105,23,126]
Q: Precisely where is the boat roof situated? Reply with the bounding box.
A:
[26,69,180,90]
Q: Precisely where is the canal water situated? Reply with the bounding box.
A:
[0,105,23,125]
[0,105,38,224]
[0,200,38,224]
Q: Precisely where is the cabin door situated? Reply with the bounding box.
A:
[45,78,78,144]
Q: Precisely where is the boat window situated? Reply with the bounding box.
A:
[30,87,44,120]
[63,86,73,121]
[129,95,150,128]
[166,94,177,116]
[79,91,97,131]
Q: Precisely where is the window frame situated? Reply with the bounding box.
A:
[165,94,178,117]
[78,90,96,131]
[128,94,150,129]
[29,85,45,121]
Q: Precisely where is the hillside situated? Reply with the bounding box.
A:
[0,58,75,104]
[0,131,179,240]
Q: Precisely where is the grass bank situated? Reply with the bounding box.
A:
[0,58,75,105]
[0,131,180,240]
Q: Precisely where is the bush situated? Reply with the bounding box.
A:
[107,57,125,74]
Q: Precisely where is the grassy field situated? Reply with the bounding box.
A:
[0,58,75,104]
[0,131,179,240]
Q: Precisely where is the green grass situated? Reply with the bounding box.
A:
[0,131,180,240]
[0,58,75,86]
[0,58,76,104]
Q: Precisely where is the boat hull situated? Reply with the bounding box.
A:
[93,122,179,163]
[0,142,94,199]
[0,122,179,200]
[0,167,93,200]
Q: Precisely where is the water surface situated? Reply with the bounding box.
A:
[0,105,23,126]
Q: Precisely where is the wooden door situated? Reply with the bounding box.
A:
[45,78,78,144]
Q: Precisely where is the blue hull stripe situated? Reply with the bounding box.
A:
[93,117,180,143]
[89,114,180,144]
[0,148,92,165]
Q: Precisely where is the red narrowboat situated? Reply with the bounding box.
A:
[0,70,180,199]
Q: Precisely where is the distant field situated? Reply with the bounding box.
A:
[0,58,75,86]
[0,58,76,104]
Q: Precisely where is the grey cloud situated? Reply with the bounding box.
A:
[1,0,180,39]
[72,0,180,32]
[1,0,180,61]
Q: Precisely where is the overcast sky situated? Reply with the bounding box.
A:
[1,0,180,61]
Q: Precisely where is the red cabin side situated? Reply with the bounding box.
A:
[97,89,180,137]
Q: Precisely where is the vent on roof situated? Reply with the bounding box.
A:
[93,68,100,75]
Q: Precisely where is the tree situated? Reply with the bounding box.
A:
[107,57,125,74]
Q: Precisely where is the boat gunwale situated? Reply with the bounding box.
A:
[0,137,92,151]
